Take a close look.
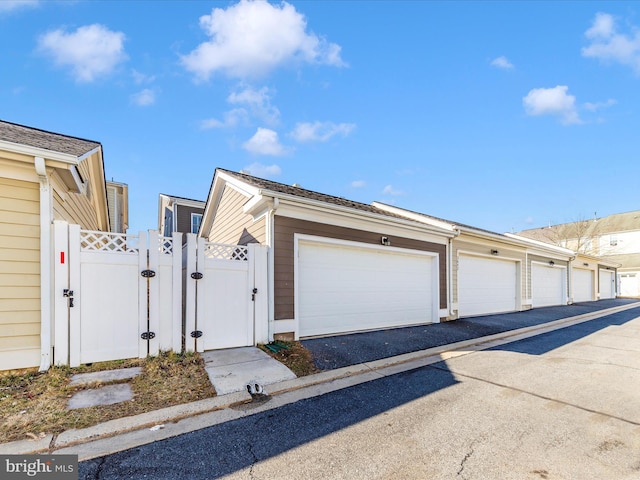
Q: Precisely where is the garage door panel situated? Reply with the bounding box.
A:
[573,268,593,303]
[532,264,565,307]
[599,270,616,299]
[458,255,517,317]
[298,241,434,337]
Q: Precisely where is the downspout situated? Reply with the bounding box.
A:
[567,255,576,304]
[448,227,461,318]
[35,157,52,372]
[266,197,279,341]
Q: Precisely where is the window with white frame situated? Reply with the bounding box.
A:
[191,213,203,234]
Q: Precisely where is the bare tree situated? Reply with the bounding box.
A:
[521,215,604,255]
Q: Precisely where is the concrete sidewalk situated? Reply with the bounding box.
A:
[2,299,639,460]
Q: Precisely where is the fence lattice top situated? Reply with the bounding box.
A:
[160,237,173,255]
[204,243,248,261]
[81,230,139,254]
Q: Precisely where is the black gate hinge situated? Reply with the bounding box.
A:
[191,272,203,280]
[141,270,156,278]
[141,331,156,340]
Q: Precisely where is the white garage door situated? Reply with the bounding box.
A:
[298,239,436,337]
[532,263,566,307]
[458,255,517,317]
[620,274,639,297]
[599,270,616,299]
[573,268,594,303]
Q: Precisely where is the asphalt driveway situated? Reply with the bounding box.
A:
[302,298,639,370]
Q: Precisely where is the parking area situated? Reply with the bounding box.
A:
[302,298,640,370]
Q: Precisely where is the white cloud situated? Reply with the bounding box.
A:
[0,0,38,13]
[243,127,289,156]
[583,98,617,112]
[181,0,345,80]
[290,121,356,143]
[228,86,280,125]
[351,180,365,188]
[242,162,282,178]
[491,56,514,69]
[582,12,640,73]
[38,24,127,83]
[525,216,534,224]
[130,89,156,106]
[382,185,404,196]
[132,69,156,85]
[200,109,249,129]
[522,86,581,125]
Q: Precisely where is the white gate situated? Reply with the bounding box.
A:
[53,221,182,367]
[184,235,268,353]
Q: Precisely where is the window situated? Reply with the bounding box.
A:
[191,213,203,234]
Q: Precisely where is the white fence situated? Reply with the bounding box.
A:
[51,222,268,368]
[183,234,268,353]
[53,222,182,367]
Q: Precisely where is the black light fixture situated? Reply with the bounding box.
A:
[549,260,555,266]
[583,262,589,267]
[490,249,499,255]
[381,236,391,246]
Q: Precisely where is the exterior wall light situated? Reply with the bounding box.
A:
[381,236,391,246]
[490,249,499,255]
[549,260,555,266]
[583,262,589,267]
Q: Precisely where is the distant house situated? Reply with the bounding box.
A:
[519,211,640,297]
[158,194,205,242]
[0,119,127,371]
[106,180,129,233]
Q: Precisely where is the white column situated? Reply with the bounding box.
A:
[35,157,52,372]
[52,221,70,366]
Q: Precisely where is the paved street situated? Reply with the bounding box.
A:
[80,307,640,479]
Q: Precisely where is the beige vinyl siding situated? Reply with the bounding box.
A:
[208,186,266,245]
[50,169,101,230]
[452,236,527,304]
[0,177,40,369]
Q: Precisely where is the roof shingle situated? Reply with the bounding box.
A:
[0,120,101,157]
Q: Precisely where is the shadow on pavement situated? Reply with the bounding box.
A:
[79,363,459,479]
[489,306,640,356]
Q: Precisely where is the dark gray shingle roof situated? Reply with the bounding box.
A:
[0,120,101,157]
[218,168,418,222]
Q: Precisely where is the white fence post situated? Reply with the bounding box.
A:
[172,231,183,353]
[184,234,198,353]
[195,236,206,353]
[53,221,69,366]
[68,224,81,367]
[138,230,148,359]
[251,244,269,345]
[147,230,160,357]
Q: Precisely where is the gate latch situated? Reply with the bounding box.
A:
[63,289,74,308]
[252,288,258,301]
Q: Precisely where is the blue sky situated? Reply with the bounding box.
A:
[1,1,639,234]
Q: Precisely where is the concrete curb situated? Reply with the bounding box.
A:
[2,301,639,459]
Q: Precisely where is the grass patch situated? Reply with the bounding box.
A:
[0,351,215,444]
[259,341,320,377]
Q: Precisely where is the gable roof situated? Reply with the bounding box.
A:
[0,119,101,157]
[217,168,425,223]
